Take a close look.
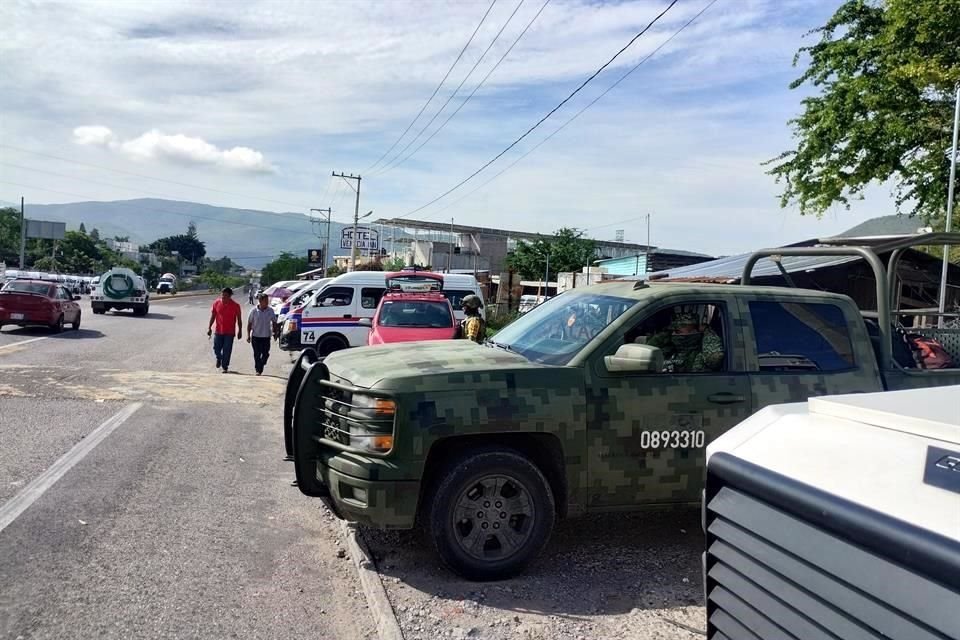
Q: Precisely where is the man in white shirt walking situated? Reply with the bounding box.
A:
[247,293,278,376]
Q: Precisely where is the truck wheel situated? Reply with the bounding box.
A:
[92,305,104,315]
[72,312,81,331]
[316,336,347,358]
[50,314,64,334]
[427,449,555,581]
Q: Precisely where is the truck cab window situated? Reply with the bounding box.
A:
[749,301,854,372]
[623,303,727,373]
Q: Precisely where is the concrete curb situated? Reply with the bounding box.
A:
[150,292,215,303]
[339,520,404,640]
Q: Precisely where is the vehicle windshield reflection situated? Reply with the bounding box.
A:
[491,291,637,365]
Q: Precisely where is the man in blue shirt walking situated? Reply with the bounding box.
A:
[246,293,278,376]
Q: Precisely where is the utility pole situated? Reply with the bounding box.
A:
[19,196,26,269]
[332,172,361,272]
[543,250,550,300]
[938,84,959,328]
[645,213,652,274]
[448,218,455,273]
[310,207,332,277]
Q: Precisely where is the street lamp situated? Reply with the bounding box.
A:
[352,211,373,268]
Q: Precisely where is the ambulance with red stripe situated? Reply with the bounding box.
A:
[292,270,484,357]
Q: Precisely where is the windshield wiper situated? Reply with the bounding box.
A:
[486,340,514,352]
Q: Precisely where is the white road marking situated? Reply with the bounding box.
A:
[0,336,49,352]
[0,402,143,533]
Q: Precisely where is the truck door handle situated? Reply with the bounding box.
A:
[707,393,745,404]
[343,314,352,318]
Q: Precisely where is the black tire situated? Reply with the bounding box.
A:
[50,314,64,334]
[92,306,104,315]
[72,312,81,331]
[133,304,148,317]
[316,336,347,358]
[426,448,555,581]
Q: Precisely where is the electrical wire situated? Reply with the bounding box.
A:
[418,0,715,221]
[0,179,310,234]
[379,0,551,177]
[393,0,681,220]
[374,0,529,175]
[363,0,499,173]
[0,144,310,210]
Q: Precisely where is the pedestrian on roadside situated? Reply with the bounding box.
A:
[207,287,243,373]
[247,292,278,376]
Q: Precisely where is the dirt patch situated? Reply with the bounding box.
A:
[362,509,705,640]
[0,364,284,405]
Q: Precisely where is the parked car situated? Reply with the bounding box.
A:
[362,272,457,345]
[285,234,960,580]
[0,279,82,332]
[287,270,484,356]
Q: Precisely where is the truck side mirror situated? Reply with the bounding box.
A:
[358,318,372,328]
[604,344,663,373]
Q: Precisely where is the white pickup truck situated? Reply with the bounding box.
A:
[703,386,959,639]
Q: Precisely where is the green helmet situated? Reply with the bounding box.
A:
[670,311,699,331]
[461,294,483,311]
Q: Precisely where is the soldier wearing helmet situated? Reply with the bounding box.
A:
[458,295,486,343]
[648,310,724,373]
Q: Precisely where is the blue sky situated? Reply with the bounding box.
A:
[0,0,896,256]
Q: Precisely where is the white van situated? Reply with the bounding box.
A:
[298,271,484,356]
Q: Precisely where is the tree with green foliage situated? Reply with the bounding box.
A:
[383,256,406,271]
[113,235,130,243]
[187,221,198,240]
[506,227,597,280]
[203,255,242,275]
[149,234,206,263]
[0,207,21,265]
[260,252,308,286]
[325,264,345,277]
[767,0,960,224]
[79,222,87,234]
[89,228,100,241]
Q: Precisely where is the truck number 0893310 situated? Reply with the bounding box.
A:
[640,430,706,449]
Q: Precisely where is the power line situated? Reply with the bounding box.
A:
[0,179,310,234]
[394,0,681,220]
[0,144,310,210]
[374,0,529,175]
[379,0,551,176]
[0,161,312,224]
[363,0,499,173]
[419,0,715,221]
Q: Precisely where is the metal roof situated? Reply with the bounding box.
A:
[634,252,861,282]
[632,233,960,283]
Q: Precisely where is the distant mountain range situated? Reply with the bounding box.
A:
[6,198,372,268]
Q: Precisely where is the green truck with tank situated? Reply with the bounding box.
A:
[285,234,960,579]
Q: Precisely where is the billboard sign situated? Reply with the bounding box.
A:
[307,248,324,266]
[340,227,379,251]
[25,220,66,240]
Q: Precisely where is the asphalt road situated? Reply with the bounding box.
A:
[0,296,375,639]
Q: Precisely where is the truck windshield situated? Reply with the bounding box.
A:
[490,292,637,365]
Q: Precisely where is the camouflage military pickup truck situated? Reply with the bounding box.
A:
[286,237,960,580]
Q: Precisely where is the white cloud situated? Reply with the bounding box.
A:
[72,125,116,147]
[72,126,275,174]
[1,0,889,256]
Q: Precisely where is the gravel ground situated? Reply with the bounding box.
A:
[361,508,705,640]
